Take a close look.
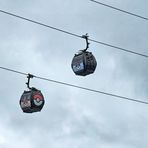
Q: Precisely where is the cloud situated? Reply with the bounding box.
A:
[0,0,148,148]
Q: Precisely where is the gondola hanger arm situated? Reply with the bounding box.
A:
[82,33,90,51]
[26,73,34,90]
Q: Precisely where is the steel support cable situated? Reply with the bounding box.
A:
[0,66,148,105]
[90,0,148,21]
[0,9,148,58]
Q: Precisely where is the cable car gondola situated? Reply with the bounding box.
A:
[71,34,97,76]
[20,74,45,113]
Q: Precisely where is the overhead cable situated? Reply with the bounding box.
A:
[90,0,148,21]
[0,9,148,58]
[0,66,148,105]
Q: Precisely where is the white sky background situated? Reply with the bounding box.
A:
[0,0,148,147]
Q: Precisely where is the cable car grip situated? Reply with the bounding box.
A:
[26,73,34,90]
[82,33,90,52]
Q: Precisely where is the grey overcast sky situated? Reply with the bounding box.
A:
[0,0,148,147]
